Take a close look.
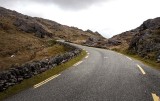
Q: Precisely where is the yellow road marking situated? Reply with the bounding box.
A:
[34,74,61,88]
[137,64,146,75]
[152,93,160,101]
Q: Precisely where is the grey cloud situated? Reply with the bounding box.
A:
[0,1,19,7]
[0,0,108,10]
[48,0,107,10]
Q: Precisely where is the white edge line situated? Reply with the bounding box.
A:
[137,64,146,75]
[126,56,132,60]
[73,61,83,66]
[118,53,122,55]
[34,74,61,88]
[85,55,89,59]
[73,61,80,66]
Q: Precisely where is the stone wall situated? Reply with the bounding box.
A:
[0,42,82,92]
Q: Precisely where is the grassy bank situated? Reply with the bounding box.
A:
[117,50,160,70]
[0,50,87,100]
[0,38,69,71]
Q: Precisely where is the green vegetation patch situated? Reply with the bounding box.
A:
[0,50,87,100]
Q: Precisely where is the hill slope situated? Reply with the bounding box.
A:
[0,7,104,41]
[107,17,160,67]
[0,7,105,70]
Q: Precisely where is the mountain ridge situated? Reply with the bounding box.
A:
[0,6,105,70]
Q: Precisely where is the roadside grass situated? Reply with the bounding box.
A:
[0,50,87,100]
[33,44,69,61]
[0,38,70,71]
[115,50,160,70]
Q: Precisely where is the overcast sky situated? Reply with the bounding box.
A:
[0,0,160,38]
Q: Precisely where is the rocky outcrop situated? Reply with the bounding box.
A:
[0,42,82,92]
[106,17,160,63]
[82,37,108,48]
[128,17,160,62]
[104,31,136,51]
[13,18,52,38]
[139,17,160,31]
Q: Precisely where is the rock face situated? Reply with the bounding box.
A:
[129,17,160,61]
[106,17,160,63]
[0,42,82,92]
[13,18,52,38]
[139,17,160,30]
[105,31,137,51]
[83,37,108,48]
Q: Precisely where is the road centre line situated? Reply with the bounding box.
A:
[137,64,146,75]
[34,74,61,88]
[152,93,160,101]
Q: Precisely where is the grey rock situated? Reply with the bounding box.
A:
[13,18,52,38]
[0,42,82,92]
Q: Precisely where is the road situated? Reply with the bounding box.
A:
[4,44,160,101]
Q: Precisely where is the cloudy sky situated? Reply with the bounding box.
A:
[0,0,160,38]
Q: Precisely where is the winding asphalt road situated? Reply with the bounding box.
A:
[4,44,160,101]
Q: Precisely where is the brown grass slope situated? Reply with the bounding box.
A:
[0,7,105,71]
[0,7,104,42]
[35,18,105,43]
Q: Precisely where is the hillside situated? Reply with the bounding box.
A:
[0,7,105,71]
[128,18,160,62]
[107,17,160,67]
